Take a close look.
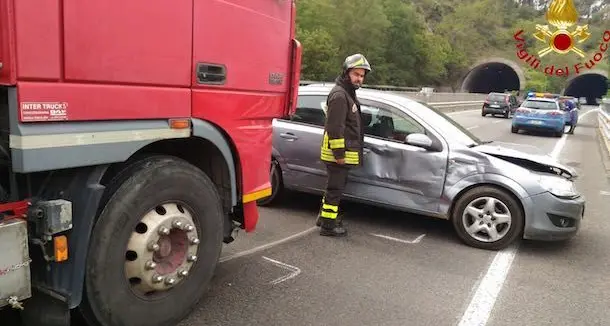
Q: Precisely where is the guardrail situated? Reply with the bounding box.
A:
[599,97,610,158]
[299,80,488,112]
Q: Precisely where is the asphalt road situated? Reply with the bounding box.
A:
[176,105,610,326]
[3,105,608,326]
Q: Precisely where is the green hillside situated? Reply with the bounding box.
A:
[296,0,610,93]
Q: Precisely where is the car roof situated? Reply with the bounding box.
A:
[524,97,558,102]
[298,84,426,106]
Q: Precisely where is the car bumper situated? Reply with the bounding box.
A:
[483,106,510,114]
[513,117,564,131]
[522,191,585,241]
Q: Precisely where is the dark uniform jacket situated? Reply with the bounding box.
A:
[320,76,364,166]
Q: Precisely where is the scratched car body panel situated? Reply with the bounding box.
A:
[264,85,585,249]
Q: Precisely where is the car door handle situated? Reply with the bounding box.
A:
[280,132,299,140]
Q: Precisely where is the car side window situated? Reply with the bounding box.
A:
[361,103,426,142]
[289,95,327,127]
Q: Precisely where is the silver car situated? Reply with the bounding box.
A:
[258,85,585,250]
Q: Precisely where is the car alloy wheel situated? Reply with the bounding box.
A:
[452,186,524,250]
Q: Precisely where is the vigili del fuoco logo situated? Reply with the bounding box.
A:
[513,0,609,77]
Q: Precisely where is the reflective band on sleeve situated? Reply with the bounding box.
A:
[329,138,345,149]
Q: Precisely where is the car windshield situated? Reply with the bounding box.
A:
[400,98,484,147]
[521,100,558,110]
[487,94,506,101]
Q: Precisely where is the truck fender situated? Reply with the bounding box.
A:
[191,118,238,207]
[38,165,109,309]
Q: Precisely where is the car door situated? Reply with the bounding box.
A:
[347,99,448,214]
[272,94,328,190]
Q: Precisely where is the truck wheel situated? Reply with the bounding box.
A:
[80,156,223,326]
[451,186,524,250]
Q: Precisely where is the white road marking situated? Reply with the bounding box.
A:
[492,120,504,124]
[600,191,610,196]
[467,125,479,130]
[457,107,595,325]
[370,233,426,244]
[262,256,302,285]
[219,226,317,263]
[549,108,599,160]
[549,133,568,159]
[457,244,519,326]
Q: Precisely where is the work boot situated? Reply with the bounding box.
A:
[316,213,344,227]
[319,218,347,237]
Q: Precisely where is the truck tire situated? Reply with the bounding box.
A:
[79,155,224,326]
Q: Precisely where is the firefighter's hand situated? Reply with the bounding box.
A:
[336,158,345,165]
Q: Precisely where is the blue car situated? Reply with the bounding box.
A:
[511,97,566,137]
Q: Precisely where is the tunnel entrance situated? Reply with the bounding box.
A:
[563,70,608,105]
[461,58,524,94]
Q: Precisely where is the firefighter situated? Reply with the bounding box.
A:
[315,53,371,237]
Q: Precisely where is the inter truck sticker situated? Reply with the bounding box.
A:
[20,102,69,122]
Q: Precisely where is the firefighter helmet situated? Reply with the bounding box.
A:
[342,53,371,73]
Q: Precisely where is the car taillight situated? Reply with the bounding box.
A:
[549,111,562,116]
[516,108,526,113]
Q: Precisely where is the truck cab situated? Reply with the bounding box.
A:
[0,1,301,325]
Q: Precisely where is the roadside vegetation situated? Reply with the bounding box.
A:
[296,0,609,93]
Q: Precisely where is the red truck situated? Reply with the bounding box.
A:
[0,0,301,325]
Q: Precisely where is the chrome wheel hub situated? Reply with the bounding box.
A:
[124,203,199,294]
[462,196,512,243]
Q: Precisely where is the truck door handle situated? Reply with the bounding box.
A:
[196,63,226,84]
[280,132,298,140]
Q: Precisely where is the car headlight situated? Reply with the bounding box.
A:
[539,175,579,199]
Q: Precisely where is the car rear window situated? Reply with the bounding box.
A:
[487,94,505,101]
[521,100,558,110]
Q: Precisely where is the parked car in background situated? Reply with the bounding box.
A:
[259,86,585,251]
[482,92,519,118]
[511,97,566,137]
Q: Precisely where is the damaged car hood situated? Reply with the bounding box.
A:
[474,143,578,180]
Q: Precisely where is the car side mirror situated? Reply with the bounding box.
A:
[405,133,433,149]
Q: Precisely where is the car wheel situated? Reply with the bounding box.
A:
[257,159,282,206]
[451,186,524,250]
[511,126,518,133]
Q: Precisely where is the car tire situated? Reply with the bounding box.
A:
[451,186,524,250]
[511,126,518,133]
[257,158,282,206]
[78,155,224,326]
